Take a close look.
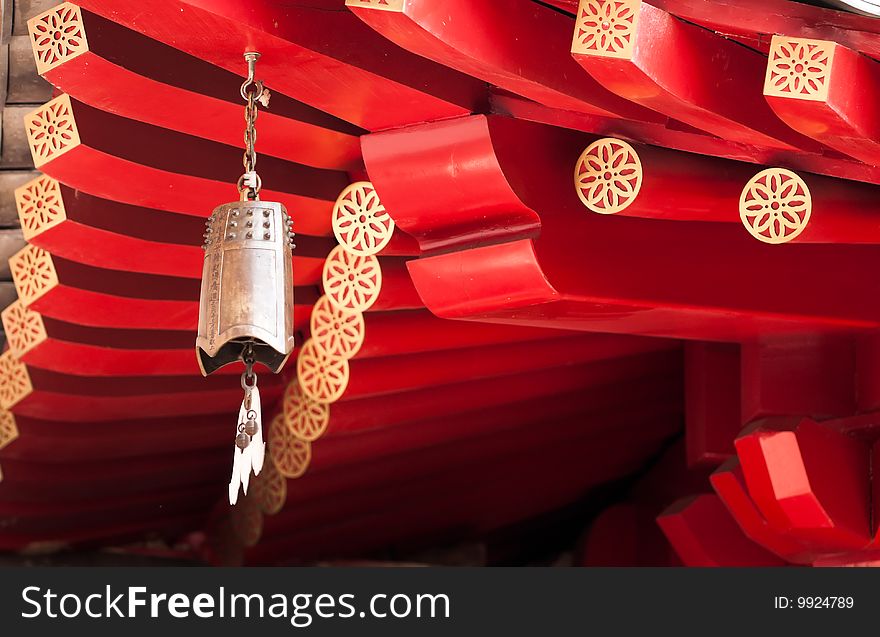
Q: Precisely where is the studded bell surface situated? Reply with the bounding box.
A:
[196,199,295,375]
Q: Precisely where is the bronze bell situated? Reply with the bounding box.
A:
[196,200,296,375]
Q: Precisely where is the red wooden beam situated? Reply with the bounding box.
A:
[24,95,347,236]
[763,35,880,167]
[29,3,364,170]
[15,175,331,283]
[569,0,816,152]
[75,0,487,131]
[9,244,317,330]
[0,350,283,421]
[346,0,661,122]
[407,217,880,341]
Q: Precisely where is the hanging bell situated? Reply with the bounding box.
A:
[195,51,295,377]
[196,198,296,375]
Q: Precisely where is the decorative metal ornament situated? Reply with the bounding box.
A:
[194,52,295,505]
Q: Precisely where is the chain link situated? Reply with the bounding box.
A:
[239,52,264,201]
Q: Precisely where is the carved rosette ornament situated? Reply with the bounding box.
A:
[297,339,350,404]
[9,244,58,307]
[322,245,383,313]
[252,451,287,515]
[332,181,395,256]
[0,410,18,451]
[283,380,330,442]
[571,0,640,59]
[310,295,365,360]
[0,351,33,410]
[739,168,812,244]
[575,138,643,214]
[268,414,312,479]
[764,36,834,102]
[1,301,47,358]
[344,0,406,11]
[16,175,66,241]
[28,2,89,75]
[24,94,81,168]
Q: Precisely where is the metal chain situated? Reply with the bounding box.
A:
[238,52,267,200]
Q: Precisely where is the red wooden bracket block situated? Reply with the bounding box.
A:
[710,457,813,563]
[76,0,487,131]
[740,336,856,424]
[578,503,679,566]
[9,244,317,330]
[570,0,816,152]
[347,0,660,122]
[685,342,741,467]
[24,95,347,236]
[15,175,331,284]
[658,494,786,566]
[30,3,364,170]
[734,419,870,551]
[763,35,880,167]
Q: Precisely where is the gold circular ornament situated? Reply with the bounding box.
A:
[268,414,312,479]
[252,452,287,515]
[739,168,811,244]
[283,379,330,442]
[310,295,365,360]
[297,339,350,403]
[332,182,395,256]
[322,246,383,313]
[575,138,643,215]
[230,498,264,548]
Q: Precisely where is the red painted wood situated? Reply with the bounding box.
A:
[35,96,347,236]
[244,438,663,564]
[685,342,741,467]
[493,91,880,187]
[544,0,880,60]
[571,1,816,151]
[657,494,786,566]
[22,254,317,330]
[8,367,283,421]
[407,226,880,342]
[765,41,880,167]
[369,257,423,311]
[328,348,681,434]
[740,336,856,424]
[76,0,487,131]
[267,407,680,532]
[355,310,570,359]
[311,374,680,472]
[734,419,870,551]
[343,334,676,401]
[710,457,813,563]
[40,7,364,170]
[14,318,273,377]
[348,0,661,122]
[578,503,679,566]
[2,413,232,463]
[25,180,331,282]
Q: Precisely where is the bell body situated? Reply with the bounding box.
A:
[196,199,295,375]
